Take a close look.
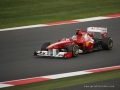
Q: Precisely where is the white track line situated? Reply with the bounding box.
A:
[0,13,120,32]
[74,16,111,22]
[0,65,120,88]
[0,24,48,31]
[0,84,13,88]
[42,71,92,79]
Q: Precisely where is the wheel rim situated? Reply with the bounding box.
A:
[108,39,113,49]
[73,46,79,56]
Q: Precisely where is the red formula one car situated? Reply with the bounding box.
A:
[34,27,113,58]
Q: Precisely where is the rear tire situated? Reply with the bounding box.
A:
[102,37,113,50]
[67,44,79,57]
[41,42,51,51]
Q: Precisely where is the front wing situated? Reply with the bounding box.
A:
[34,49,72,58]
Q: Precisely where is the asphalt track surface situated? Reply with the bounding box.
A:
[0,18,120,82]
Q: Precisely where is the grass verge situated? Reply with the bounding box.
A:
[1,70,120,90]
[0,0,120,29]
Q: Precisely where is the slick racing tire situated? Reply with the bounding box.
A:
[41,42,51,51]
[102,37,113,50]
[67,44,79,57]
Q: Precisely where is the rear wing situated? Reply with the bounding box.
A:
[87,27,107,33]
[87,27,107,38]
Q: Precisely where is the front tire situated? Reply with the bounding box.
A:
[67,44,79,57]
[102,37,113,50]
[41,42,51,51]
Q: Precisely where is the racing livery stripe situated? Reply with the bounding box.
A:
[0,13,120,31]
[0,65,120,88]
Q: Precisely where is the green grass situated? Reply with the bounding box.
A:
[0,0,120,29]
[1,70,120,90]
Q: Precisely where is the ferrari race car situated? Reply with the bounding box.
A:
[34,27,113,58]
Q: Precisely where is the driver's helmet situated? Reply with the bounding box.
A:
[72,35,76,40]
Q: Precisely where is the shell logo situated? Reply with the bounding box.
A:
[85,41,89,47]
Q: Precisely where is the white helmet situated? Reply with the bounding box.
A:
[72,35,76,40]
